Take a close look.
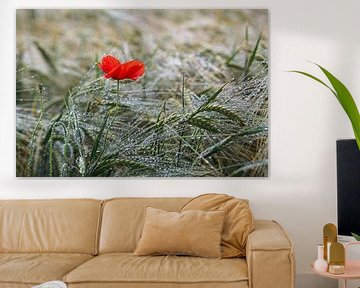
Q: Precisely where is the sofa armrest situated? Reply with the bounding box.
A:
[246,220,295,288]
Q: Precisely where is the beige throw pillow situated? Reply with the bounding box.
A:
[134,207,225,258]
[181,193,255,258]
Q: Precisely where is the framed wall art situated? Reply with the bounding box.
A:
[16,9,269,177]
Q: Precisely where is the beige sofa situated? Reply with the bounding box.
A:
[0,198,295,288]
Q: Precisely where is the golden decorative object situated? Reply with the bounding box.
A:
[328,242,345,275]
[323,223,337,261]
[329,242,345,265]
[328,264,345,275]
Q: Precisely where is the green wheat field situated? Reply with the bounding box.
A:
[16,9,269,177]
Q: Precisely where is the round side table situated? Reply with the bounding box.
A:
[311,242,360,288]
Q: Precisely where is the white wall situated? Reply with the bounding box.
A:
[1,1,360,287]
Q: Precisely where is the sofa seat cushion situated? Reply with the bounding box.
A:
[64,253,248,285]
[0,284,33,288]
[0,253,93,285]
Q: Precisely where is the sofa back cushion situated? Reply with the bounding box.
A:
[133,207,225,258]
[0,199,102,254]
[99,198,189,253]
[181,194,254,258]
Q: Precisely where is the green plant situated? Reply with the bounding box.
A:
[352,232,360,241]
[292,64,360,239]
[290,63,360,150]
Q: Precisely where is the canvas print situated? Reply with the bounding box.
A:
[16,9,269,177]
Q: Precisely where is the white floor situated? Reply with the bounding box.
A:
[297,273,337,288]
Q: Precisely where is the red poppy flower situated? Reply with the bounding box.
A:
[98,55,145,81]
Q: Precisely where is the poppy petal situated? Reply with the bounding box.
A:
[104,65,123,79]
[98,55,121,74]
[122,60,145,80]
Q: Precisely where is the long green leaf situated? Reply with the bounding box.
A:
[289,70,336,97]
[245,32,262,75]
[43,112,63,145]
[188,82,228,120]
[226,48,240,65]
[89,114,109,163]
[291,64,360,150]
[206,82,228,104]
[33,41,57,74]
[198,125,267,159]
[316,64,360,149]
[352,232,360,241]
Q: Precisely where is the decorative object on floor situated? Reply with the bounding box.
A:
[323,223,337,262]
[314,244,328,272]
[290,63,360,150]
[133,207,225,258]
[181,193,255,257]
[32,281,67,288]
[16,9,269,177]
